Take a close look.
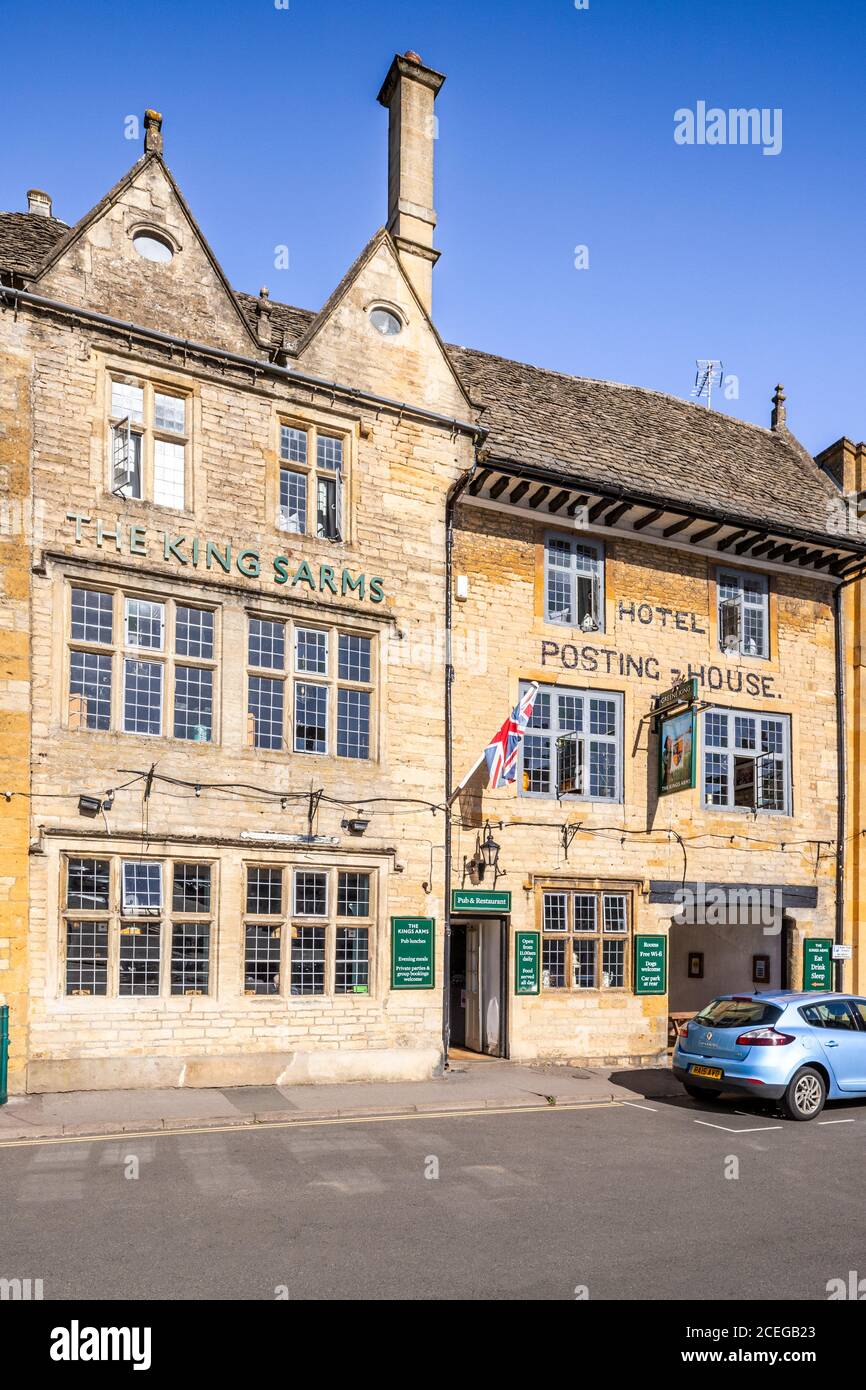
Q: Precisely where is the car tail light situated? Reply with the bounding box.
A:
[735,1027,795,1046]
[676,1023,690,1038]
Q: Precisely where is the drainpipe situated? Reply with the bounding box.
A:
[443,458,481,1066]
[833,563,866,989]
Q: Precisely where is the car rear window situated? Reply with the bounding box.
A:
[693,999,783,1028]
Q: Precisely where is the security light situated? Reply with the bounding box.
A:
[343,817,370,836]
[78,795,102,817]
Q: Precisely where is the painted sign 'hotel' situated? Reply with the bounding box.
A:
[2,51,865,1094]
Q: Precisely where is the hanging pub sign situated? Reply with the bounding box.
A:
[655,677,697,797]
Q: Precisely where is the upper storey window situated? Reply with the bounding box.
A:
[717,568,769,659]
[544,533,604,632]
[109,375,189,511]
[279,423,345,542]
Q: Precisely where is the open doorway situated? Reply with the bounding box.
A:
[448,918,508,1057]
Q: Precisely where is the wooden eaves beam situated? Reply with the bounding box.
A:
[488,475,510,500]
[662,516,693,538]
[633,508,664,531]
[603,501,633,527]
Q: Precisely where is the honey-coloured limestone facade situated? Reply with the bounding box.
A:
[1,53,865,1093]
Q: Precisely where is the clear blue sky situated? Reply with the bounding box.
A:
[2,0,864,454]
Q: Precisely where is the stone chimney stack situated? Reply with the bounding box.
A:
[26,189,52,218]
[377,51,445,314]
[144,109,164,156]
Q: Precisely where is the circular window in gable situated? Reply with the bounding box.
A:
[369,306,402,336]
[132,230,174,264]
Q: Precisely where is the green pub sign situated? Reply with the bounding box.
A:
[391,917,435,990]
[515,931,540,995]
[634,934,667,995]
[803,938,832,992]
[451,889,512,914]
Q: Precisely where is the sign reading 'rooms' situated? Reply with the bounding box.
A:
[64,512,385,602]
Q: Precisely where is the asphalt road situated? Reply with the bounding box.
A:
[2,1092,866,1300]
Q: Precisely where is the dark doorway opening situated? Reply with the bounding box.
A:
[448,918,508,1057]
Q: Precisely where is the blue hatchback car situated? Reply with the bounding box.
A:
[673,991,866,1120]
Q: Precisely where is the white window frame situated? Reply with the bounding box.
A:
[716,567,769,659]
[108,374,190,511]
[543,531,605,632]
[518,680,623,803]
[701,706,791,814]
[278,420,347,541]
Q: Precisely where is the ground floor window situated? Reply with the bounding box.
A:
[540,886,632,991]
[63,856,214,997]
[243,864,373,998]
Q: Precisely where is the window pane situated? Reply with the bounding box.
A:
[316,475,339,540]
[543,891,567,931]
[295,682,328,753]
[248,676,284,749]
[290,925,325,995]
[558,694,582,733]
[295,628,328,674]
[542,938,566,988]
[528,691,551,730]
[761,720,784,755]
[573,938,597,988]
[294,870,327,917]
[759,757,785,811]
[705,711,728,748]
[280,425,307,464]
[316,435,343,472]
[603,894,628,933]
[573,894,598,932]
[171,922,210,995]
[246,867,282,916]
[154,393,185,433]
[174,665,213,741]
[122,861,162,913]
[111,380,143,422]
[119,921,161,996]
[70,651,112,730]
[248,618,285,670]
[123,659,163,735]
[173,864,211,914]
[335,927,369,994]
[602,939,625,988]
[589,698,616,737]
[734,715,756,751]
[705,751,729,806]
[338,633,371,683]
[546,560,572,624]
[337,872,370,917]
[71,588,113,644]
[175,606,214,660]
[112,426,142,498]
[125,599,165,650]
[67,858,110,910]
[65,921,109,995]
[153,439,185,509]
[522,734,550,794]
[742,606,765,657]
[279,468,307,534]
[337,688,370,759]
[588,742,616,799]
[244,924,281,995]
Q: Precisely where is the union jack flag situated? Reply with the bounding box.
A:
[484,683,539,790]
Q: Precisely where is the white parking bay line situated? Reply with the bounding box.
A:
[694,1119,784,1133]
[818,1119,857,1126]
[619,1101,658,1112]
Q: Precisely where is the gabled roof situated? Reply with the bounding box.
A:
[0,195,850,540]
[18,153,260,350]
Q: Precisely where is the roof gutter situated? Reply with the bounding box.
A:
[481,453,866,562]
[0,283,486,443]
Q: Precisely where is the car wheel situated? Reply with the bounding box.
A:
[683,1083,720,1100]
[781,1066,826,1121]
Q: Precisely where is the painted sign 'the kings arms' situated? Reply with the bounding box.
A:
[64,512,386,602]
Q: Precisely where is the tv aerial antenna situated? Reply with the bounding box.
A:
[692,359,724,410]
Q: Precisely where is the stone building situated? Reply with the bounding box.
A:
[1,51,864,1092]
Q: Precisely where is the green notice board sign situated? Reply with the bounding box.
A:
[803,938,832,992]
[634,935,667,995]
[515,931,540,995]
[451,889,512,914]
[391,917,435,990]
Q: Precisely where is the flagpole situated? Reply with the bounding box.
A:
[448,681,540,804]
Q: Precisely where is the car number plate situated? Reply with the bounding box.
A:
[690,1065,723,1080]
